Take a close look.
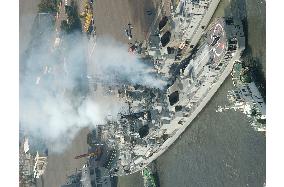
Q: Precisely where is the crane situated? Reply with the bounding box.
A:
[74,147,101,159]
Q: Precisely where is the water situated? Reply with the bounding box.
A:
[118,0,266,186]
[156,78,265,187]
[155,1,266,186]
[19,0,265,186]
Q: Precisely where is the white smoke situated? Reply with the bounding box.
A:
[90,37,166,88]
[20,19,166,152]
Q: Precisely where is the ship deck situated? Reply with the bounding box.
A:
[112,17,245,176]
[206,19,227,64]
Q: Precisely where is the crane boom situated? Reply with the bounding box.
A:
[74,147,101,159]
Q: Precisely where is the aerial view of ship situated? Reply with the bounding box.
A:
[84,0,246,176]
[18,0,268,186]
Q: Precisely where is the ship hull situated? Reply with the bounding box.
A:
[124,48,243,175]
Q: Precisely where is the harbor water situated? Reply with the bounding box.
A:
[155,0,266,187]
[118,0,266,186]
[19,0,265,186]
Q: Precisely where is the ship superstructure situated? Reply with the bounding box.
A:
[87,16,245,176]
[82,0,246,176]
[61,163,113,187]
[170,0,221,51]
[148,0,221,76]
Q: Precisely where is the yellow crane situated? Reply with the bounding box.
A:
[80,0,94,33]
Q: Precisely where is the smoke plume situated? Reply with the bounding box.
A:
[20,16,165,152]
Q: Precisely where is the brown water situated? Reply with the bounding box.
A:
[118,0,266,187]
[19,0,265,186]
[156,77,265,187]
[155,1,266,187]
[19,0,38,57]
